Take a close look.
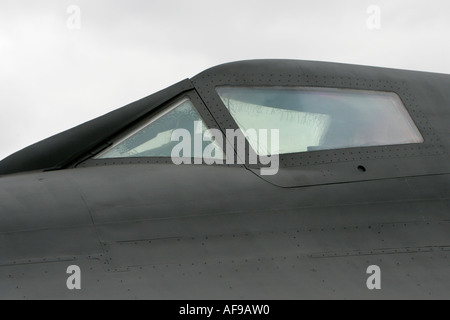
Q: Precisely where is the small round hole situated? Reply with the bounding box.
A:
[357,165,367,172]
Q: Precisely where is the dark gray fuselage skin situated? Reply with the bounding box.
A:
[0,60,449,299]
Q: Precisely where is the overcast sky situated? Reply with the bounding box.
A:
[0,0,449,160]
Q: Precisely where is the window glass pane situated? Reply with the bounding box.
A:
[216,87,423,155]
[97,99,224,159]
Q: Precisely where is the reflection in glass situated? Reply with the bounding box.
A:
[217,87,423,156]
[98,99,223,159]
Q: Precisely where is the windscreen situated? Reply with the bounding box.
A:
[216,87,424,156]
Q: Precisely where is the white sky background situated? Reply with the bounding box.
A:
[0,0,449,161]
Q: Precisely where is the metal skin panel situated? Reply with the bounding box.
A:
[191,60,450,187]
[0,60,449,299]
[0,165,449,299]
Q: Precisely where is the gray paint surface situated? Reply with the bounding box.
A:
[0,60,449,299]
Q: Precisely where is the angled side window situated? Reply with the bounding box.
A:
[97,98,224,160]
[216,87,424,156]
